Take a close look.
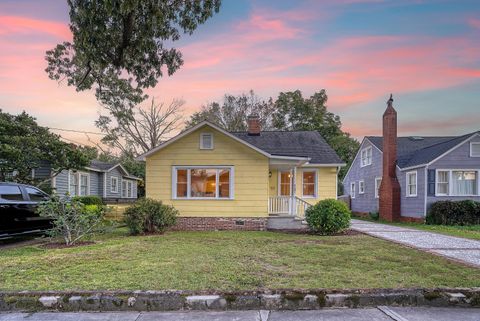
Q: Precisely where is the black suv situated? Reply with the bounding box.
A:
[0,182,52,239]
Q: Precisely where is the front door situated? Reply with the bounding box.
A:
[279,171,292,196]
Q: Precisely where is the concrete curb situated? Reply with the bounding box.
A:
[1,288,479,312]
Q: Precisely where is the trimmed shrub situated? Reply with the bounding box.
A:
[426,200,480,226]
[124,198,178,235]
[37,195,105,245]
[305,199,351,235]
[72,195,104,206]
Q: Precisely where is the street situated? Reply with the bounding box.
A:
[0,307,479,321]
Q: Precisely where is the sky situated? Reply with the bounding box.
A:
[0,0,479,147]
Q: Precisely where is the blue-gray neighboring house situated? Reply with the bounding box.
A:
[35,160,140,203]
[343,99,480,221]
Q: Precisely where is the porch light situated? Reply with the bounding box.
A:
[269,171,272,178]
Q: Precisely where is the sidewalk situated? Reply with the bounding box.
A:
[1,307,480,321]
[350,219,480,268]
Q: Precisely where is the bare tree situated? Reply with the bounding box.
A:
[96,98,184,156]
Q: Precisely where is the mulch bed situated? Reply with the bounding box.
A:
[41,241,95,249]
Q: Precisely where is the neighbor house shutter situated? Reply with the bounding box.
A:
[427,169,436,196]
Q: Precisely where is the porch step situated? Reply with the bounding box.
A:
[267,216,308,231]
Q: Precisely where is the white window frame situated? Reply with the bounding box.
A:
[350,182,356,199]
[199,133,214,150]
[358,180,365,194]
[68,170,90,196]
[301,170,317,198]
[360,146,372,167]
[406,171,417,197]
[110,176,119,193]
[375,177,382,199]
[470,142,480,157]
[172,166,234,200]
[121,179,134,198]
[435,169,480,197]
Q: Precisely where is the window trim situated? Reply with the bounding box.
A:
[375,177,382,199]
[172,166,234,200]
[435,169,479,197]
[360,146,372,167]
[470,142,480,157]
[301,169,318,198]
[121,179,135,198]
[68,170,90,196]
[350,182,356,199]
[199,133,214,150]
[406,171,418,197]
[358,180,365,194]
[110,176,119,193]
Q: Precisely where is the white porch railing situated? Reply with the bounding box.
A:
[268,196,311,219]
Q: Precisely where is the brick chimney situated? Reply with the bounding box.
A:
[247,114,261,136]
[379,94,401,222]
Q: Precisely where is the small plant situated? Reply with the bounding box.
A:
[305,199,351,235]
[37,195,105,245]
[72,195,104,206]
[369,211,379,221]
[124,198,178,235]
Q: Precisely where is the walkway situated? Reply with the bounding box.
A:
[1,307,480,321]
[350,219,480,268]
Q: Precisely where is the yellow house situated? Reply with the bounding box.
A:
[137,116,345,230]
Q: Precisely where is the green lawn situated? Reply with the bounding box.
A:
[0,229,479,291]
[353,216,480,240]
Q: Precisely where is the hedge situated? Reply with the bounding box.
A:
[426,200,480,225]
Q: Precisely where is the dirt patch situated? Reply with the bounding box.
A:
[40,241,95,249]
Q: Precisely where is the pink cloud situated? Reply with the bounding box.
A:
[0,15,70,39]
[468,18,480,29]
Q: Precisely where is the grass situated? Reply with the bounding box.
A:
[354,216,480,240]
[1,229,479,291]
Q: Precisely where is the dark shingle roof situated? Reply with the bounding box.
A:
[231,131,344,165]
[366,131,478,168]
[89,160,117,171]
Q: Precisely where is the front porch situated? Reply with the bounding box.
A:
[267,159,314,220]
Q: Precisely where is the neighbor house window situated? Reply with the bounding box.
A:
[350,182,356,198]
[358,180,365,194]
[436,170,479,196]
[69,171,89,196]
[122,180,134,198]
[302,171,317,197]
[79,173,89,196]
[199,133,213,150]
[375,177,382,198]
[406,171,417,197]
[436,170,449,195]
[471,142,480,157]
[279,171,292,196]
[452,171,477,196]
[173,167,233,199]
[360,146,372,167]
[111,176,119,193]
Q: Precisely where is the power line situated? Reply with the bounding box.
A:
[49,127,104,136]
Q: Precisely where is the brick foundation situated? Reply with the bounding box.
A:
[171,217,267,231]
[353,212,425,223]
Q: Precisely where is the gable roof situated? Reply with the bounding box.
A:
[366,131,479,169]
[232,131,344,165]
[136,121,345,165]
[86,160,141,180]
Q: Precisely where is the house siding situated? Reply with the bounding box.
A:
[343,139,383,214]
[145,126,270,217]
[54,169,69,196]
[426,135,480,209]
[106,168,124,198]
[398,167,426,218]
[88,171,101,197]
